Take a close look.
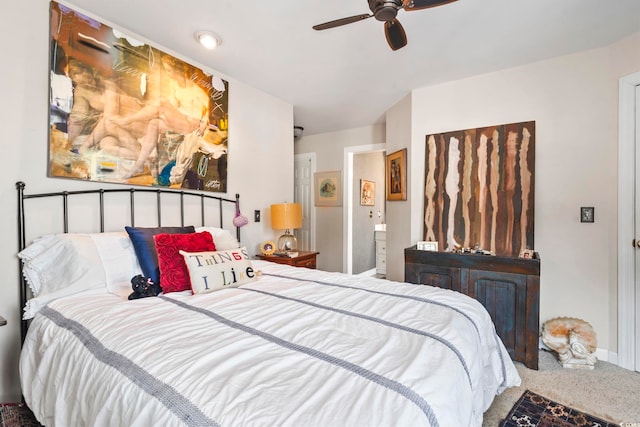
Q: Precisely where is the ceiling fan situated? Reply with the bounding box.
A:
[313,0,457,51]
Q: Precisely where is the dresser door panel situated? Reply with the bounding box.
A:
[470,271,527,362]
[406,263,461,292]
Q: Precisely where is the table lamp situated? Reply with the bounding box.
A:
[270,202,302,251]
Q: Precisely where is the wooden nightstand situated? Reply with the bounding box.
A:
[257,251,319,269]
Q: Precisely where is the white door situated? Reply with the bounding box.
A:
[620,73,640,372]
[635,84,640,371]
[294,153,315,251]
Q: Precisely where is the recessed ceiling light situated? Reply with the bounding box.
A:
[194,31,222,50]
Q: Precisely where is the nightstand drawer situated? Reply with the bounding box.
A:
[293,257,316,269]
[257,251,319,270]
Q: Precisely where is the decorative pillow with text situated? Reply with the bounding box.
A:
[180,247,256,294]
[154,231,216,293]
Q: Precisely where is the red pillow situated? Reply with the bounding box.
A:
[154,231,216,293]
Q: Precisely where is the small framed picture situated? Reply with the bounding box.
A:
[314,170,342,207]
[519,249,535,259]
[360,179,375,206]
[260,241,276,256]
[386,149,407,201]
[580,207,594,223]
[417,241,438,251]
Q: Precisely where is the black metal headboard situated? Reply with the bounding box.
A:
[16,181,241,343]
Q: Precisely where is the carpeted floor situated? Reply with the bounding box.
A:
[500,389,620,427]
[484,349,640,426]
[0,404,41,427]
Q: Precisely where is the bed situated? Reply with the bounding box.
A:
[16,182,520,427]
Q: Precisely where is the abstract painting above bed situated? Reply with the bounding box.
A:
[20,261,520,427]
[48,1,229,191]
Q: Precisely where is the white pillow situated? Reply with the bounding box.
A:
[18,231,143,318]
[180,247,256,294]
[18,234,106,319]
[195,226,240,250]
[91,232,143,298]
[18,235,84,297]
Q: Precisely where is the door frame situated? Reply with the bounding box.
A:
[294,152,316,251]
[343,143,386,274]
[617,71,640,371]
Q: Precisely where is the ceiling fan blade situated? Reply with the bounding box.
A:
[313,14,373,31]
[384,19,407,51]
[402,0,457,11]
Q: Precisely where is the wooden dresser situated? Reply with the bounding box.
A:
[257,251,319,269]
[404,247,540,369]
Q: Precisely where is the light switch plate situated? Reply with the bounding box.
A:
[580,207,594,223]
[254,210,261,222]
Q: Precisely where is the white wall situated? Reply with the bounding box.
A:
[385,94,413,282]
[385,32,640,357]
[294,124,385,272]
[0,0,294,402]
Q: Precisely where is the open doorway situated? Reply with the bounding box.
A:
[343,143,386,274]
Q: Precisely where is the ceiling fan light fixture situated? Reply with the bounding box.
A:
[195,31,222,49]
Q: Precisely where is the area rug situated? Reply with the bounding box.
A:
[0,404,41,427]
[500,390,620,427]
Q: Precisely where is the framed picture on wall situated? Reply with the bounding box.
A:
[386,149,407,201]
[47,1,230,192]
[422,121,535,257]
[314,170,342,207]
[360,179,375,206]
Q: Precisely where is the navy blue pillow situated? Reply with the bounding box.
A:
[125,226,195,286]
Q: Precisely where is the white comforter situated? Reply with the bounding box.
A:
[21,261,520,427]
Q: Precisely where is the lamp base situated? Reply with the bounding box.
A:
[277,232,297,252]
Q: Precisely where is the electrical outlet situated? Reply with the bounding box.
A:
[254,210,261,222]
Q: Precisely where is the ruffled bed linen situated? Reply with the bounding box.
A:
[20,261,520,427]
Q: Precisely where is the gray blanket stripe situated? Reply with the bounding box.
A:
[160,296,440,427]
[241,287,472,388]
[262,272,509,388]
[263,273,479,333]
[40,306,219,427]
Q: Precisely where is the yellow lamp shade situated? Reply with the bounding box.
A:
[270,203,302,230]
[270,203,302,251]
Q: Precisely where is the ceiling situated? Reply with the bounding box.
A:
[63,0,640,136]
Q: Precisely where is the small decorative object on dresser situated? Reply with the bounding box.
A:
[257,251,319,269]
[519,249,535,259]
[417,241,438,251]
[260,241,276,256]
[541,317,597,369]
